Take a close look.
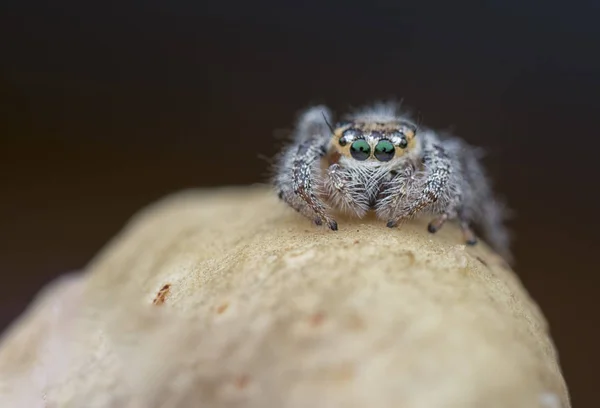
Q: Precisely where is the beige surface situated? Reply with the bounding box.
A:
[0,185,569,408]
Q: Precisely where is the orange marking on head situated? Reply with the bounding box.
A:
[331,122,418,160]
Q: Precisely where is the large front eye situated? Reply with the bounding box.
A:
[374,140,395,161]
[350,140,371,160]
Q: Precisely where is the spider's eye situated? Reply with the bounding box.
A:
[390,131,409,149]
[374,140,395,161]
[350,140,371,160]
[340,128,361,147]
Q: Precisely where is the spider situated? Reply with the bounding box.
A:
[272,101,511,262]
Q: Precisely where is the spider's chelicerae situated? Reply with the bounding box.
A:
[272,101,511,262]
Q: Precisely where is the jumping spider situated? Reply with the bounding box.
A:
[273,101,511,262]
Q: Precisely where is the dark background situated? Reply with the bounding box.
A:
[1,0,598,405]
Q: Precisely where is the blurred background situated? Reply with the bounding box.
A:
[1,0,598,405]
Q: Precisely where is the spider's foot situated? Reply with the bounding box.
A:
[314,217,338,231]
[465,238,478,246]
[386,215,410,228]
[427,214,449,234]
[460,222,478,246]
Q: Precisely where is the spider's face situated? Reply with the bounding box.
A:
[331,121,417,162]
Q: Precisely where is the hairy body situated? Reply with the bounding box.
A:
[272,102,511,262]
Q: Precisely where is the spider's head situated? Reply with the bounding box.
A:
[330,121,418,162]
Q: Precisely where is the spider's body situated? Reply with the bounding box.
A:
[273,102,511,262]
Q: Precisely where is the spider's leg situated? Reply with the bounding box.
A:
[427,213,449,233]
[274,106,338,230]
[459,218,478,246]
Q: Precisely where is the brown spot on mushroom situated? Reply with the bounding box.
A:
[332,363,355,382]
[404,251,416,265]
[347,314,366,331]
[234,374,250,389]
[152,284,171,305]
[476,256,489,267]
[216,302,230,314]
[309,311,326,327]
[353,239,360,244]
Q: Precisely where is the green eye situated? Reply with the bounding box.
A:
[350,140,371,160]
[374,140,395,161]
